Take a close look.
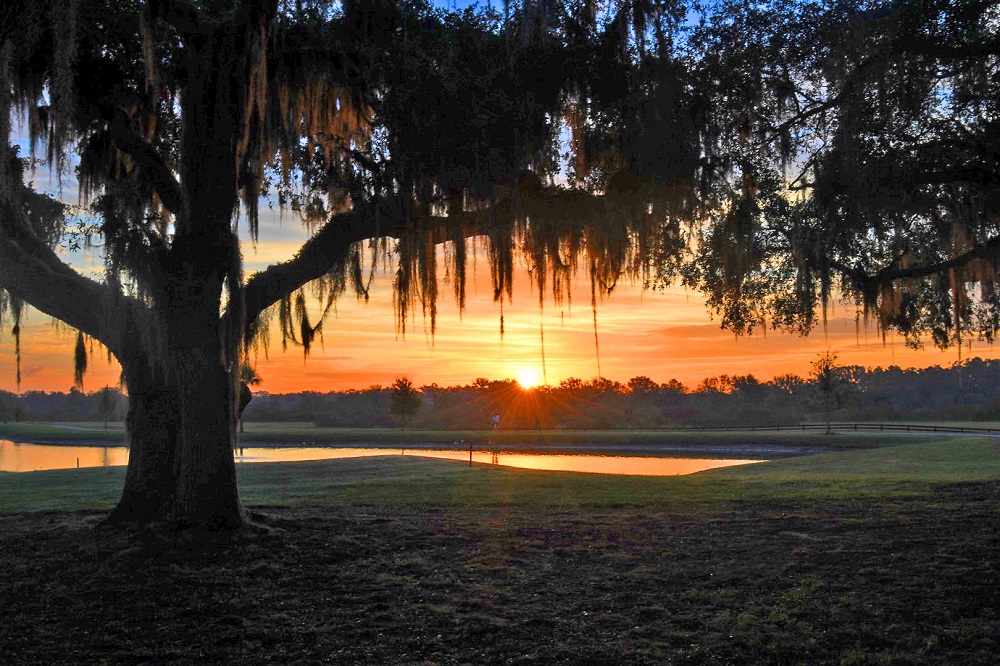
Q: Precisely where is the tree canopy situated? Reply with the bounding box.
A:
[686,0,1000,350]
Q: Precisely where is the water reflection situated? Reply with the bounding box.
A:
[0,440,130,472]
[237,447,763,475]
[0,440,763,475]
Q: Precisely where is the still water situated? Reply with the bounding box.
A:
[0,440,763,475]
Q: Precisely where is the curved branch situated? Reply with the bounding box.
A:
[0,225,122,355]
[241,209,377,331]
[765,95,842,144]
[1,135,123,349]
[239,197,487,331]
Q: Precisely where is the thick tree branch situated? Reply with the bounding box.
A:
[270,41,364,86]
[0,226,122,355]
[912,165,1000,188]
[832,235,1000,293]
[241,208,378,331]
[1,136,123,349]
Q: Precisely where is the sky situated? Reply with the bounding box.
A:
[2,202,996,395]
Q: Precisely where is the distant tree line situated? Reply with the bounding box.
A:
[5,358,1000,428]
[236,357,1000,428]
[0,386,126,424]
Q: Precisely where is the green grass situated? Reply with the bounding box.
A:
[0,466,125,512]
[2,436,998,513]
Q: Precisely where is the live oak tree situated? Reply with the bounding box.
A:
[0,0,706,529]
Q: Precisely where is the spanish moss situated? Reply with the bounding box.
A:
[73,330,87,389]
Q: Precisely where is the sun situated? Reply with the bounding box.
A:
[515,366,541,389]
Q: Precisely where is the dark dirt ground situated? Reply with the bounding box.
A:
[1,482,998,665]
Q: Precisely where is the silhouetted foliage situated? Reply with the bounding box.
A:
[95,386,121,428]
[389,376,422,427]
[283,361,1000,427]
[809,352,852,433]
[0,390,19,422]
[687,0,1000,348]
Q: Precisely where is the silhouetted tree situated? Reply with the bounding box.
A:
[0,0,714,528]
[389,377,421,428]
[772,374,806,397]
[0,390,17,422]
[95,387,121,428]
[810,352,849,434]
[627,376,658,400]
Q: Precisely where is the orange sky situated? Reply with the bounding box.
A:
[2,206,997,394]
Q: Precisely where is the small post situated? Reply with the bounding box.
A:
[76,458,80,469]
[468,440,473,467]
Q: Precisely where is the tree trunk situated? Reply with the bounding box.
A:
[105,316,244,530]
[102,17,251,530]
[172,344,242,527]
[104,360,179,526]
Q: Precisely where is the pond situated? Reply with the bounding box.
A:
[0,440,764,476]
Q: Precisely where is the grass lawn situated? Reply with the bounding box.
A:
[1,436,998,664]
